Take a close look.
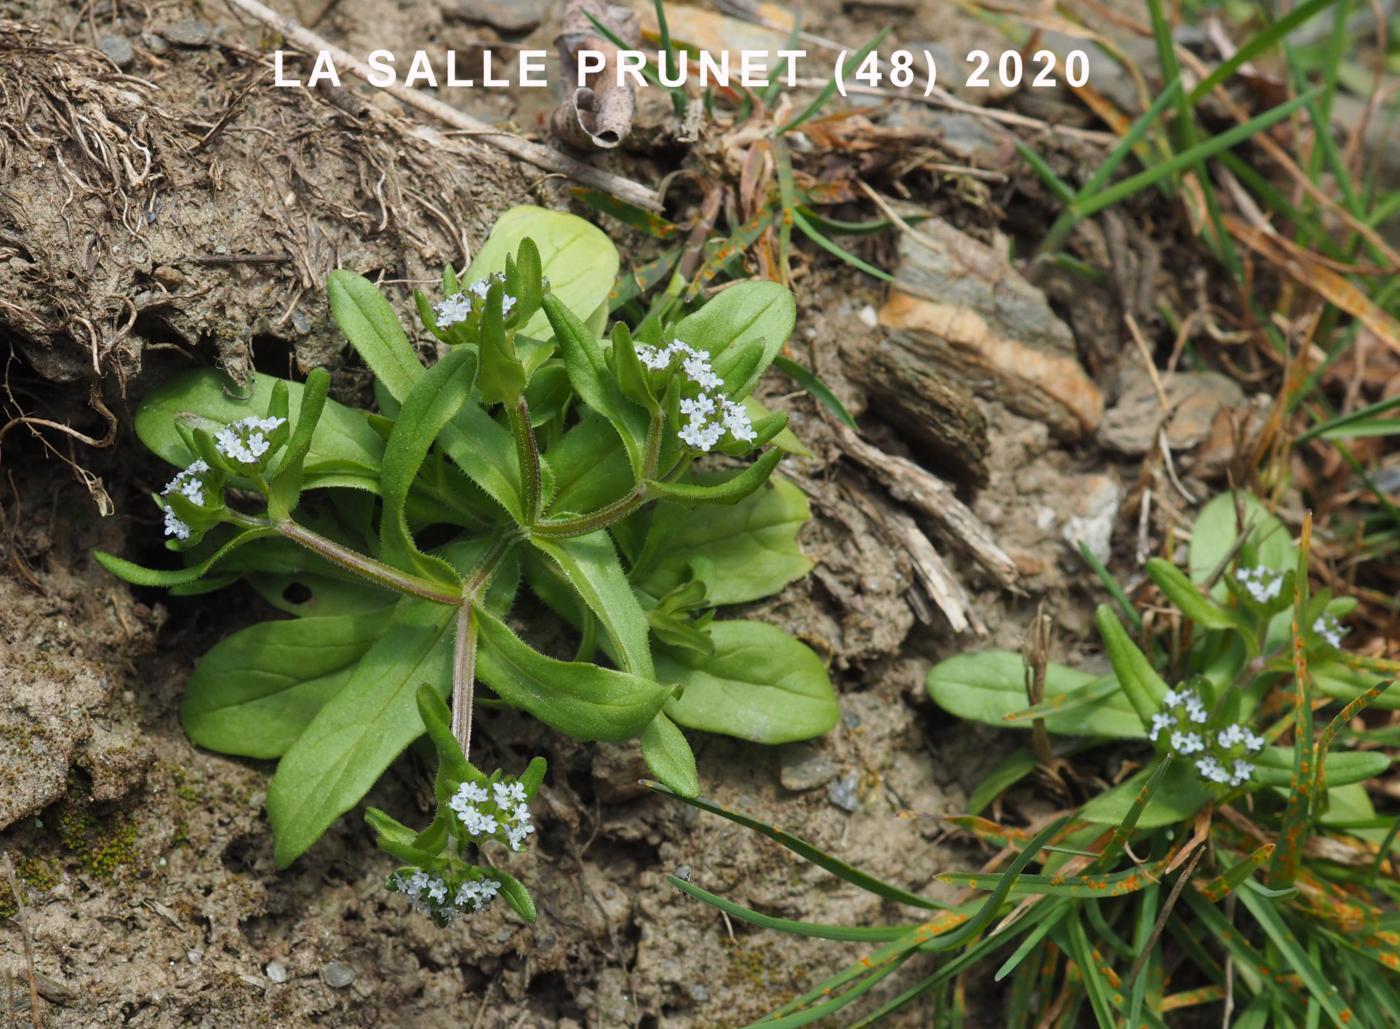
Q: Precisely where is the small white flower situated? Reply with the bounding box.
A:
[1171,731,1204,754]
[1149,711,1176,742]
[1237,566,1282,603]
[1218,724,1243,748]
[1244,729,1265,753]
[1229,759,1255,787]
[507,822,535,850]
[435,292,472,328]
[721,399,756,442]
[404,870,430,897]
[637,344,669,369]
[426,878,448,904]
[678,419,721,451]
[1184,696,1208,724]
[668,340,696,358]
[1196,755,1230,784]
[1162,688,1182,707]
[680,393,716,420]
[682,354,722,390]
[459,807,498,838]
[511,802,531,825]
[163,507,192,540]
[1313,613,1345,648]
[214,416,284,465]
[502,781,527,804]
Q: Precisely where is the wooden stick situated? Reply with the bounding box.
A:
[221,0,663,211]
[833,422,1021,592]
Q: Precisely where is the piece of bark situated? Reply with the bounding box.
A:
[850,343,989,487]
[552,0,638,151]
[834,423,1019,591]
[878,225,1103,440]
[842,482,983,635]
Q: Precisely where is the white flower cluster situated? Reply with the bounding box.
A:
[434,274,515,328]
[1313,612,1346,648]
[1236,565,1283,604]
[1150,686,1263,788]
[448,778,535,852]
[635,339,756,452]
[214,416,284,466]
[1148,686,1208,741]
[391,867,501,922]
[159,460,211,540]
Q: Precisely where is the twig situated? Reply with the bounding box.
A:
[1,856,40,1028]
[220,0,662,211]
[832,422,1020,591]
[1122,843,1204,996]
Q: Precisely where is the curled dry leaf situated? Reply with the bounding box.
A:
[552,0,639,151]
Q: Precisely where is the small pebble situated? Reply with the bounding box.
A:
[266,961,288,984]
[186,949,202,965]
[98,34,134,69]
[828,771,861,813]
[161,18,213,46]
[858,304,878,329]
[320,961,355,989]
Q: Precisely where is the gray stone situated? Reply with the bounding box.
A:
[1098,368,1245,456]
[161,18,214,47]
[1061,474,1121,565]
[779,743,839,792]
[98,34,134,69]
[265,962,288,984]
[452,0,548,33]
[320,962,354,989]
[827,771,861,813]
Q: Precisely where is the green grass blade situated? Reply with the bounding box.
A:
[779,28,889,134]
[668,876,919,941]
[644,781,949,909]
[791,209,893,281]
[1189,0,1343,104]
[772,354,857,429]
[1238,888,1355,1025]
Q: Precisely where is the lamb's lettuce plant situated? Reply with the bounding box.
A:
[96,206,837,917]
[657,490,1400,1025]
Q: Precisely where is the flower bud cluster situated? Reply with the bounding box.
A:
[435,273,516,328]
[635,338,756,452]
[1150,686,1264,789]
[1313,612,1346,648]
[448,777,535,852]
[390,866,502,924]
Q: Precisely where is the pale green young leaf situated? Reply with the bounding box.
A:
[658,620,838,744]
[1079,761,1211,827]
[463,205,618,341]
[669,281,796,399]
[644,449,782,507]
[1189,490,1297,589]
[95,526,278,588]
[926,650,1143,738]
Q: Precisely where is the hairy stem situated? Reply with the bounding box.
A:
[531,486,646,538]
[509,395,542,526]
[451,604,477,756]
[276,520,461,606]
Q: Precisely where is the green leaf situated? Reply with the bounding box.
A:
[1237,888,1356,1026]
[494,868,538,923]
[1095,604,1167,727]
[1315,660,1400,710]
[474,605,671,741]
[364,807,439,867]
[772,355,857,430]
[640,712,699,797]
[1079,761,1211,827]
[542,413,634,516]
[1189,491,1297,589]
[926,650,1144,738]
[327,269,424,402]
[540,293,649,475]
[645,449,782,507]
[267,368,330,519]
[657,620,838,744]
[630,477,812,605]
[414,683,473,784]
[135,369,385,493]
[967,747,1036,816]
[1255,747,1389,788]
[1145,557,1246,632]
[437,403,524,522]
[180,610,391,759]
[95,526,278,588]
[669,281,796,399]
[266,596,455,866]
[464,205,618,340]
[380,347,475,587]
[529,531,653,677]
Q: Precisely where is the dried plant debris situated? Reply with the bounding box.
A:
[0,19,529,389]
